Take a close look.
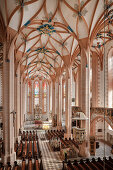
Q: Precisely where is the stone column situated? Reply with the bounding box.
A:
[14,75,17,138]
[62,80,64,113]
[56,78,59,128]
[78,65,81,107]
[42,81,44,113]
[3,41,16,164]
[29,82,32,114]
[79,38,90,157]
[92,52,99,107]
[64,67,72,139]
[46,82,49,118]
[52,79,55,126]
[79,38,90,138]
[31,80,34,114]
[75,65,81,107]
[20,77,26,129]
[49,81,52,120]
[75,75,78,106]
[25,83,27,121]
[16,64,21,135]
[48,81,51,113]
[39,79,42,109]
[57,76,62,129]
[22,81,26,126]
[20,77,23,128]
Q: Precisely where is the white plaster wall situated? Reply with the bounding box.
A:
[95,120,113,141]
[97,39,112,108]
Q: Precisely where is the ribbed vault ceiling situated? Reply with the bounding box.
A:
[0,0,113,80]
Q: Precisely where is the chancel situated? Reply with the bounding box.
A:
[0,0,113,169]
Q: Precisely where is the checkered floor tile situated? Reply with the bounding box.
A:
[38,132,63,170]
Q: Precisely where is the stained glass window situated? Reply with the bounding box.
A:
[35,81,39,97]
[44,82,47,97]
[34,81,39,106]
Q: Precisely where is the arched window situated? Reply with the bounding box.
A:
[34,81,39,106]
[43,81,47,113]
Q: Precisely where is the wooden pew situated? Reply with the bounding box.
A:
[22,159,26,170]
[104,157,113,167]
[7,162,11,170]
[35,159,40,170]
[85,158,99,170]
[22,141,28,158]
[13,161,19,170]
[91,158,103,170]
[67,160,75,170]
[79,159,92,170]
[14,141,18,152]
[33,141,38,158]
[28,159,32,170]
[73,160,84,170]
[28,141,32,158]
[17,141,23,157]
[97,157,113,170]
[0,163,4,170]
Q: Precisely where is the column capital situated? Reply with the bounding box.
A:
[78,37,90,49]
[55,67,62,78]
[51,75,56,83]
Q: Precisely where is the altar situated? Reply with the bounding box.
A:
[34,105,52,130]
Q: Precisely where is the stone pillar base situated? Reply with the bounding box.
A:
[79,141,90,157]
[3,152,16,165]
[64,133,72,139]
[57,125,62,130]
[10,152,16,165]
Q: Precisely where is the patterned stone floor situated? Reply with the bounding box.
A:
[38,131,63,170]
[93,141,113,158]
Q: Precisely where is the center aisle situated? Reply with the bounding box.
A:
[38,131,63,170]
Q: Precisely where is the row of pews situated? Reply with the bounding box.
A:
[0,131,43,169]
[22,158,41,170]
[20,131,38,141]
[46,130,79,149]
[63,157,113,170]
[46,129,64,140]
[15,131,41,159]
[46,130,79,159]
[14,131,42,170]
[15,140,41,159]
[0,159,41,170]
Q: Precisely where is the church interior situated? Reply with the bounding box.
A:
[0,0,113,169]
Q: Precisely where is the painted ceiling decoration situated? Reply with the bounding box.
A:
[37,24,56,36]
[73,1,88,20]
[0,0,113,81]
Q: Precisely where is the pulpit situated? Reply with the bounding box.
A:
[73,127,86,143]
